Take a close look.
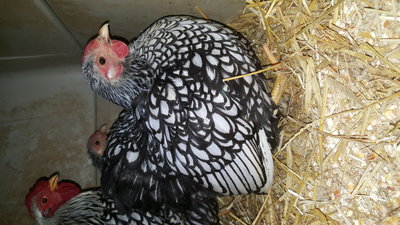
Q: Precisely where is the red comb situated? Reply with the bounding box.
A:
[25,177,81,217]
[111,40,129,58]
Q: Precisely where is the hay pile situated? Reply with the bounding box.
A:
[219,0,400,224]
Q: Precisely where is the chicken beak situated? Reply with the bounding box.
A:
[99,124,107,134]
[99,23,110,43]
[49,174,59,192]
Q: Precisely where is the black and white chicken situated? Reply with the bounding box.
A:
[25,174,219,225]
[82,15,279,211]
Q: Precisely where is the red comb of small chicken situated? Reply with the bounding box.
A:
[25,174,81,218]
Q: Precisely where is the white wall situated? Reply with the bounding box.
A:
[0,55,98,225]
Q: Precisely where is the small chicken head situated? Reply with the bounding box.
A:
[25,174,81,218]
[87,124,108,157]
[82,23,129,81]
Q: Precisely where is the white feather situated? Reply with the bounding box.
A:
[212,113,230,133]
[126,151,139,163]
[206,55,218,66]
[191,145,209,161]
[258,129,274,192]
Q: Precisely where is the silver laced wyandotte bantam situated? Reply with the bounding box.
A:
[81,15,280,213]
[25,174,219,225]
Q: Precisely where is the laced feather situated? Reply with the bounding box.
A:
[31,190,104,225]
[30,188,219,225]
[82,15,279,217]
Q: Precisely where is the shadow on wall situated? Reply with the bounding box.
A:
[0,55,98,225]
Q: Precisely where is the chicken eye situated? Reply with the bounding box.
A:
[95,141,100,145]
[98,56,106,65]
[42,197,48,204]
